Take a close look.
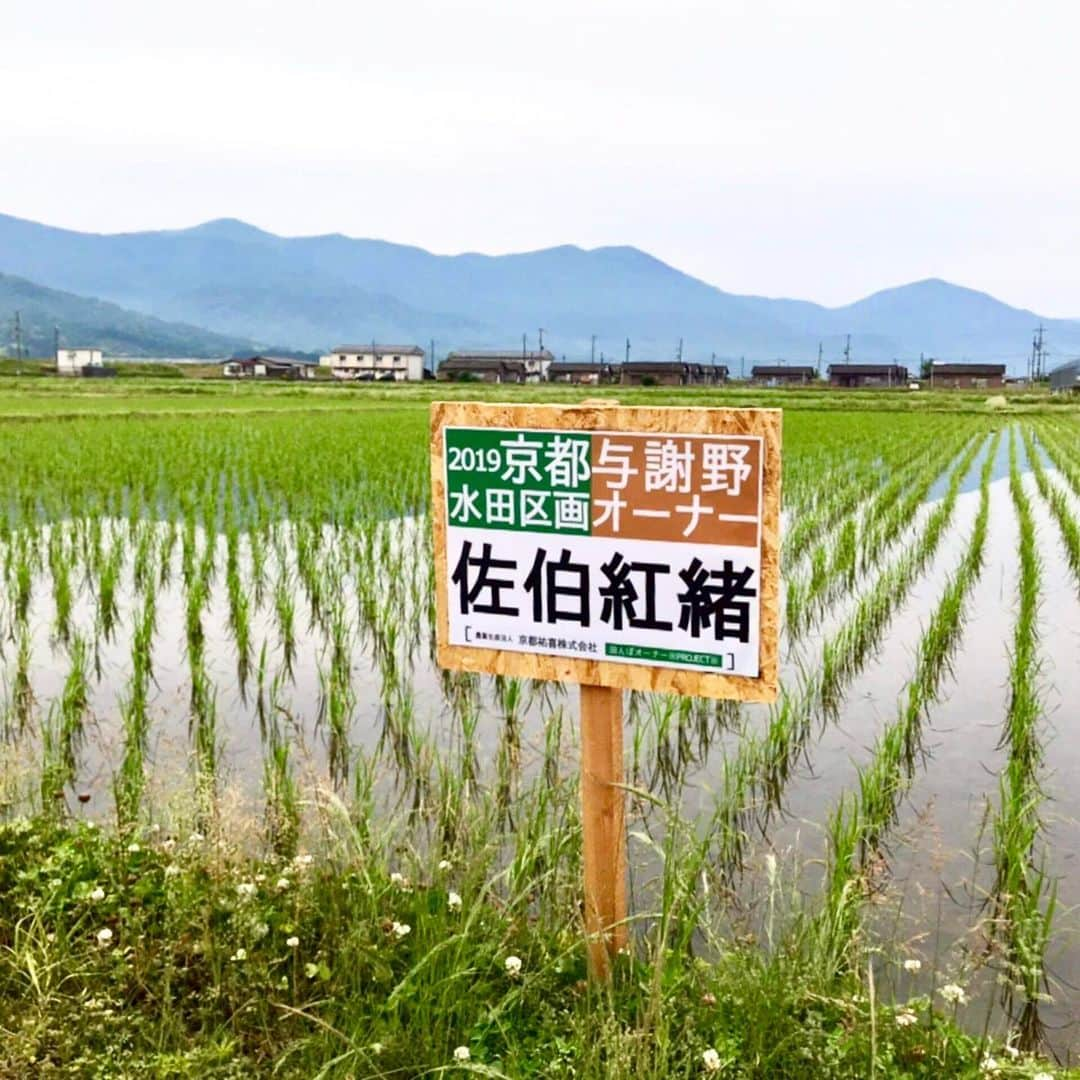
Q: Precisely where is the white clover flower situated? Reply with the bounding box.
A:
[902,958,922,973]
[371,1042,384,1055]
[96,927,113,946]
[392,921,411,939]
[504,955,522,977]
[702,1047,722,1072]
[254,873,267,884]
[294,853,314,867]
[980,1055,1000,1074]
[236,882,257,900]
[89,886,106,902]
[190,831,205,844]
[162,838,176,852]
[150,823,161,834]
[894,1008,918,1027]
[231,948,247,962]
[389,872,409,889]
[286,935,300,948]
[275,877,291,891]
[438,859,453,872]
[453,1045,471,1062]
[447,891,462,912]
[126,843,141,854]
[938,983,968,1006]
[1033,1073,1053,1080]
[164,864,181,878]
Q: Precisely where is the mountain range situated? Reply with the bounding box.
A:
[0,212,1076,370]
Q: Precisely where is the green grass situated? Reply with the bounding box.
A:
[2,812,1069,1079]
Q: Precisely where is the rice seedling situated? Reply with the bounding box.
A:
[988,425,1054,1050]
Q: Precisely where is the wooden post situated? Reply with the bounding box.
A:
[580,682,627,979]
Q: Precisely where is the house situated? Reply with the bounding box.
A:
[438,355,527,383]
[546,361,618,385]
[318,344,426,382]
[620,361,695,386]
[928,362,1006,389]
[694,363,729,385]
[1050,359,1080,393]
[750,365,817,387]
[828,363,909,388]
[222,356,314,380]
[439,349,553,383]
[56,347,104,375]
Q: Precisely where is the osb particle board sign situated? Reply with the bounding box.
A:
[431,401,780,702]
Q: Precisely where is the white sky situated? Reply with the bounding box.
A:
[5,0,1079,315]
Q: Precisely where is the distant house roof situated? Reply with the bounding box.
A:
[330,344,424,355]
[547,361,611,374]
[930,363,1006,377]
[445,349,554,362]
[226,355,311,370]
[827,363,908,375]
[440,357,526,372]
[622,361,688,373]
[751,365,817,377]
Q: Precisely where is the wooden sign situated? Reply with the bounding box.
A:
[432,401,781,700]
[430,400,781,975]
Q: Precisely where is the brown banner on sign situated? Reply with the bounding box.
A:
[589,432,761,547]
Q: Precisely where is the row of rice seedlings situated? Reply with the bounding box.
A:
[114,571,157,828]
[707,433,987,875]
[782,420,927,568]
[39,633,91,812]
[786,427,971,640]
[816,429,999,968]
[989,425,1055,1051]
[1028,423,1080,583]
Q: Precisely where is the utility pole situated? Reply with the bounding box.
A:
[522,333,527,359]
[1033,324,1046,381]
[591,334,597,365]
[625,338,631,365]
[676,338,683,362]
[430,338,436,378]
[740,355,745,379]
[843,334,851,364]
[14,311,23,362]
[54,325,60,360]
[538,327,545,352]
[817,342,823,377]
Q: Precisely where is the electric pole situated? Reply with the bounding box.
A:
[14,310,24,361]
[430,338,436,378]
[676,338,683,362]
[538,328,545,352]
[817,341,823,377]
[590,334,596,365]
[54,325,60,360]
[1033,324,1046,381]
[843,334,851,364]
[625,338,631,365]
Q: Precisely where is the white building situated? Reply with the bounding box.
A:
[56,348,104,375]
[318,344,426,382]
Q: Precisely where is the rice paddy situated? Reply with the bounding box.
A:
[2,381,1080,1076]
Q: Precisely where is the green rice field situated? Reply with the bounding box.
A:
[2,378,1079,1077]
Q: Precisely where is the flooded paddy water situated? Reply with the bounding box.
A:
[4,408,1080,1057]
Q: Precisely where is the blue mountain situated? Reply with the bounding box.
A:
[0,213,1075,368]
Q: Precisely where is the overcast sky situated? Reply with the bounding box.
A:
[5,0,1079,315]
